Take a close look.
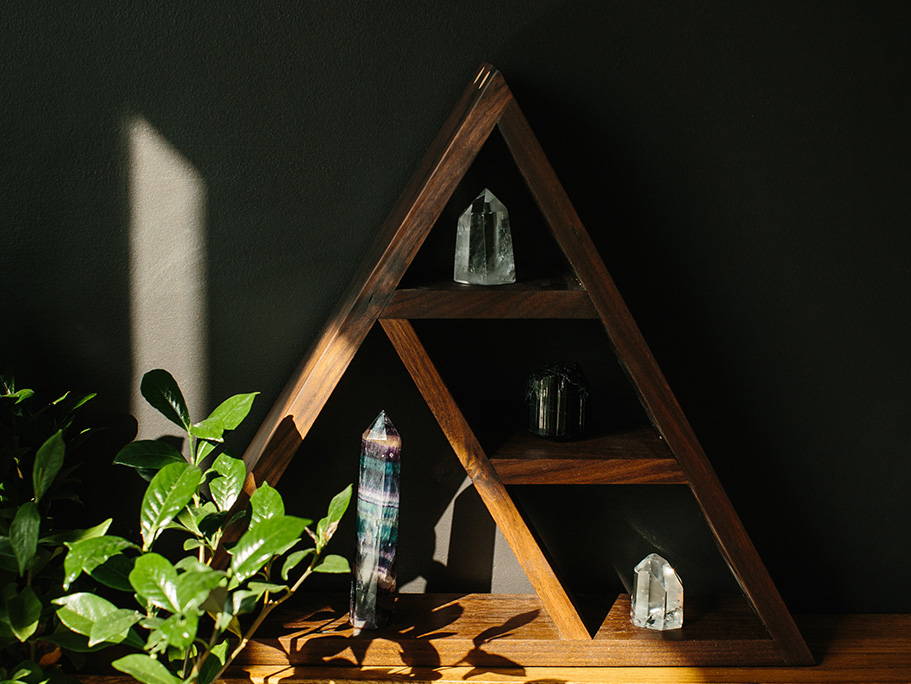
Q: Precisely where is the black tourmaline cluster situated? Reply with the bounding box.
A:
[526,362,589,440]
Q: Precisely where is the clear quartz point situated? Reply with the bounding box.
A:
[454,188,516,285]
[630,553,683,630]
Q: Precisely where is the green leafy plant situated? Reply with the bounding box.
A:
[0,376,109,683]
[54,370,351,684]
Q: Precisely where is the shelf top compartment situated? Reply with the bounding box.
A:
[383,276,598,319]
[489,426,687,485]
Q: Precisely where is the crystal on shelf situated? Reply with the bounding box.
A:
[454,188,516,285]
[526,362,589,440]
[349,411,401,633]
[630,553,683,630]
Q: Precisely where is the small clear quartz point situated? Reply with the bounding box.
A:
[454,189,516,285]
[630,553,683,630]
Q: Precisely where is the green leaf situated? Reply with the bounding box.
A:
[140,370,190,430]
[114,441,185,471]
[10,503,39,576]
[53,592,117,637]
[72,392,97,410]
[182,539,204,551]
[42,628,107,653]
[140,463,202,549]
[281,548,314,580]
[8,587,41,641]
[0,538,17,573]
[229,515,308,583]
[247,581,287,595]
[32,430,64,502]
[175,508,201,537]
[175,568,225,611]
[189,393,258,442]
[174,557,209,573]
[24,547,52,577]
[312,554,350,574]
[197,511,229,539]
[63,535,135,590]
[205,392,259,431]
[207,454,246,512]
[197,639,228,684]
[40,518,111,545]
[7,660,43,684]
[2,388,34,404]
[112,654,180,684]
[195,440,217,466]
[192,502,218,526]
[128,553,179,613]
[153,611,197,650]
[87,608,141,646]
[327,484,352,525]
[230,589,263,616]
[316,484,352,547]
[249,482,284,527]
[90,554,136,592]
[200,585,228,615]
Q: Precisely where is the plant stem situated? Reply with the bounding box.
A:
[210,566,314,682]
[187,624,221,681]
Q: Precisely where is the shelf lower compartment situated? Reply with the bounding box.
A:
[235,592,783,667]
[489,427,687,484]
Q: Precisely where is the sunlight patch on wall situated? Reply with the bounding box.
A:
[128,115,207,439]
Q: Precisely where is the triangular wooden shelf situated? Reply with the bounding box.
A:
[238,64,813,667]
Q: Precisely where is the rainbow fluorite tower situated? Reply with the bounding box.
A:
[349,411,401,632]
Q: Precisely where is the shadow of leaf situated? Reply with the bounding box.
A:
[472,609,539,646]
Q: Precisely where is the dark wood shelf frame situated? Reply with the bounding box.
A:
[383,276,597,319]
[236,592,781,668]
[490,427,687,485]
[235,64,813,666]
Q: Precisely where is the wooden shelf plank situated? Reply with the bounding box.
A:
[235,592,784,668]
[383,278,597,319]
[80,614,911,682]
[489,427,687,484]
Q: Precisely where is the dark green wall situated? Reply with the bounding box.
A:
[2,1,909,612]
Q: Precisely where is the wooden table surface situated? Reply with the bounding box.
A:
[81,613,911,684]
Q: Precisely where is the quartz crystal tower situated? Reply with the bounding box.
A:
[350,411,401,633]
[454,188,516,285]
[631,553,683,630]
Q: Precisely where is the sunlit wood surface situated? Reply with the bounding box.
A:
[81,613,910,683]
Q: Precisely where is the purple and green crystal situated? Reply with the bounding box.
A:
[349,411,401,632]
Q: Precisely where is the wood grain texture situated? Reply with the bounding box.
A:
[379,319,588,641]
[233,592,779,667]
[79,613,911,682]
[238,64,510,493]
[490,427,686,484]
[224,63,810,665]
[383,277,597,319]
[496,95,813,664]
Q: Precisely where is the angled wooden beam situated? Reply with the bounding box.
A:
[240,64,512,490]
[380,318,589,641]
[231,63,810,666]
[496,96,813,665]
